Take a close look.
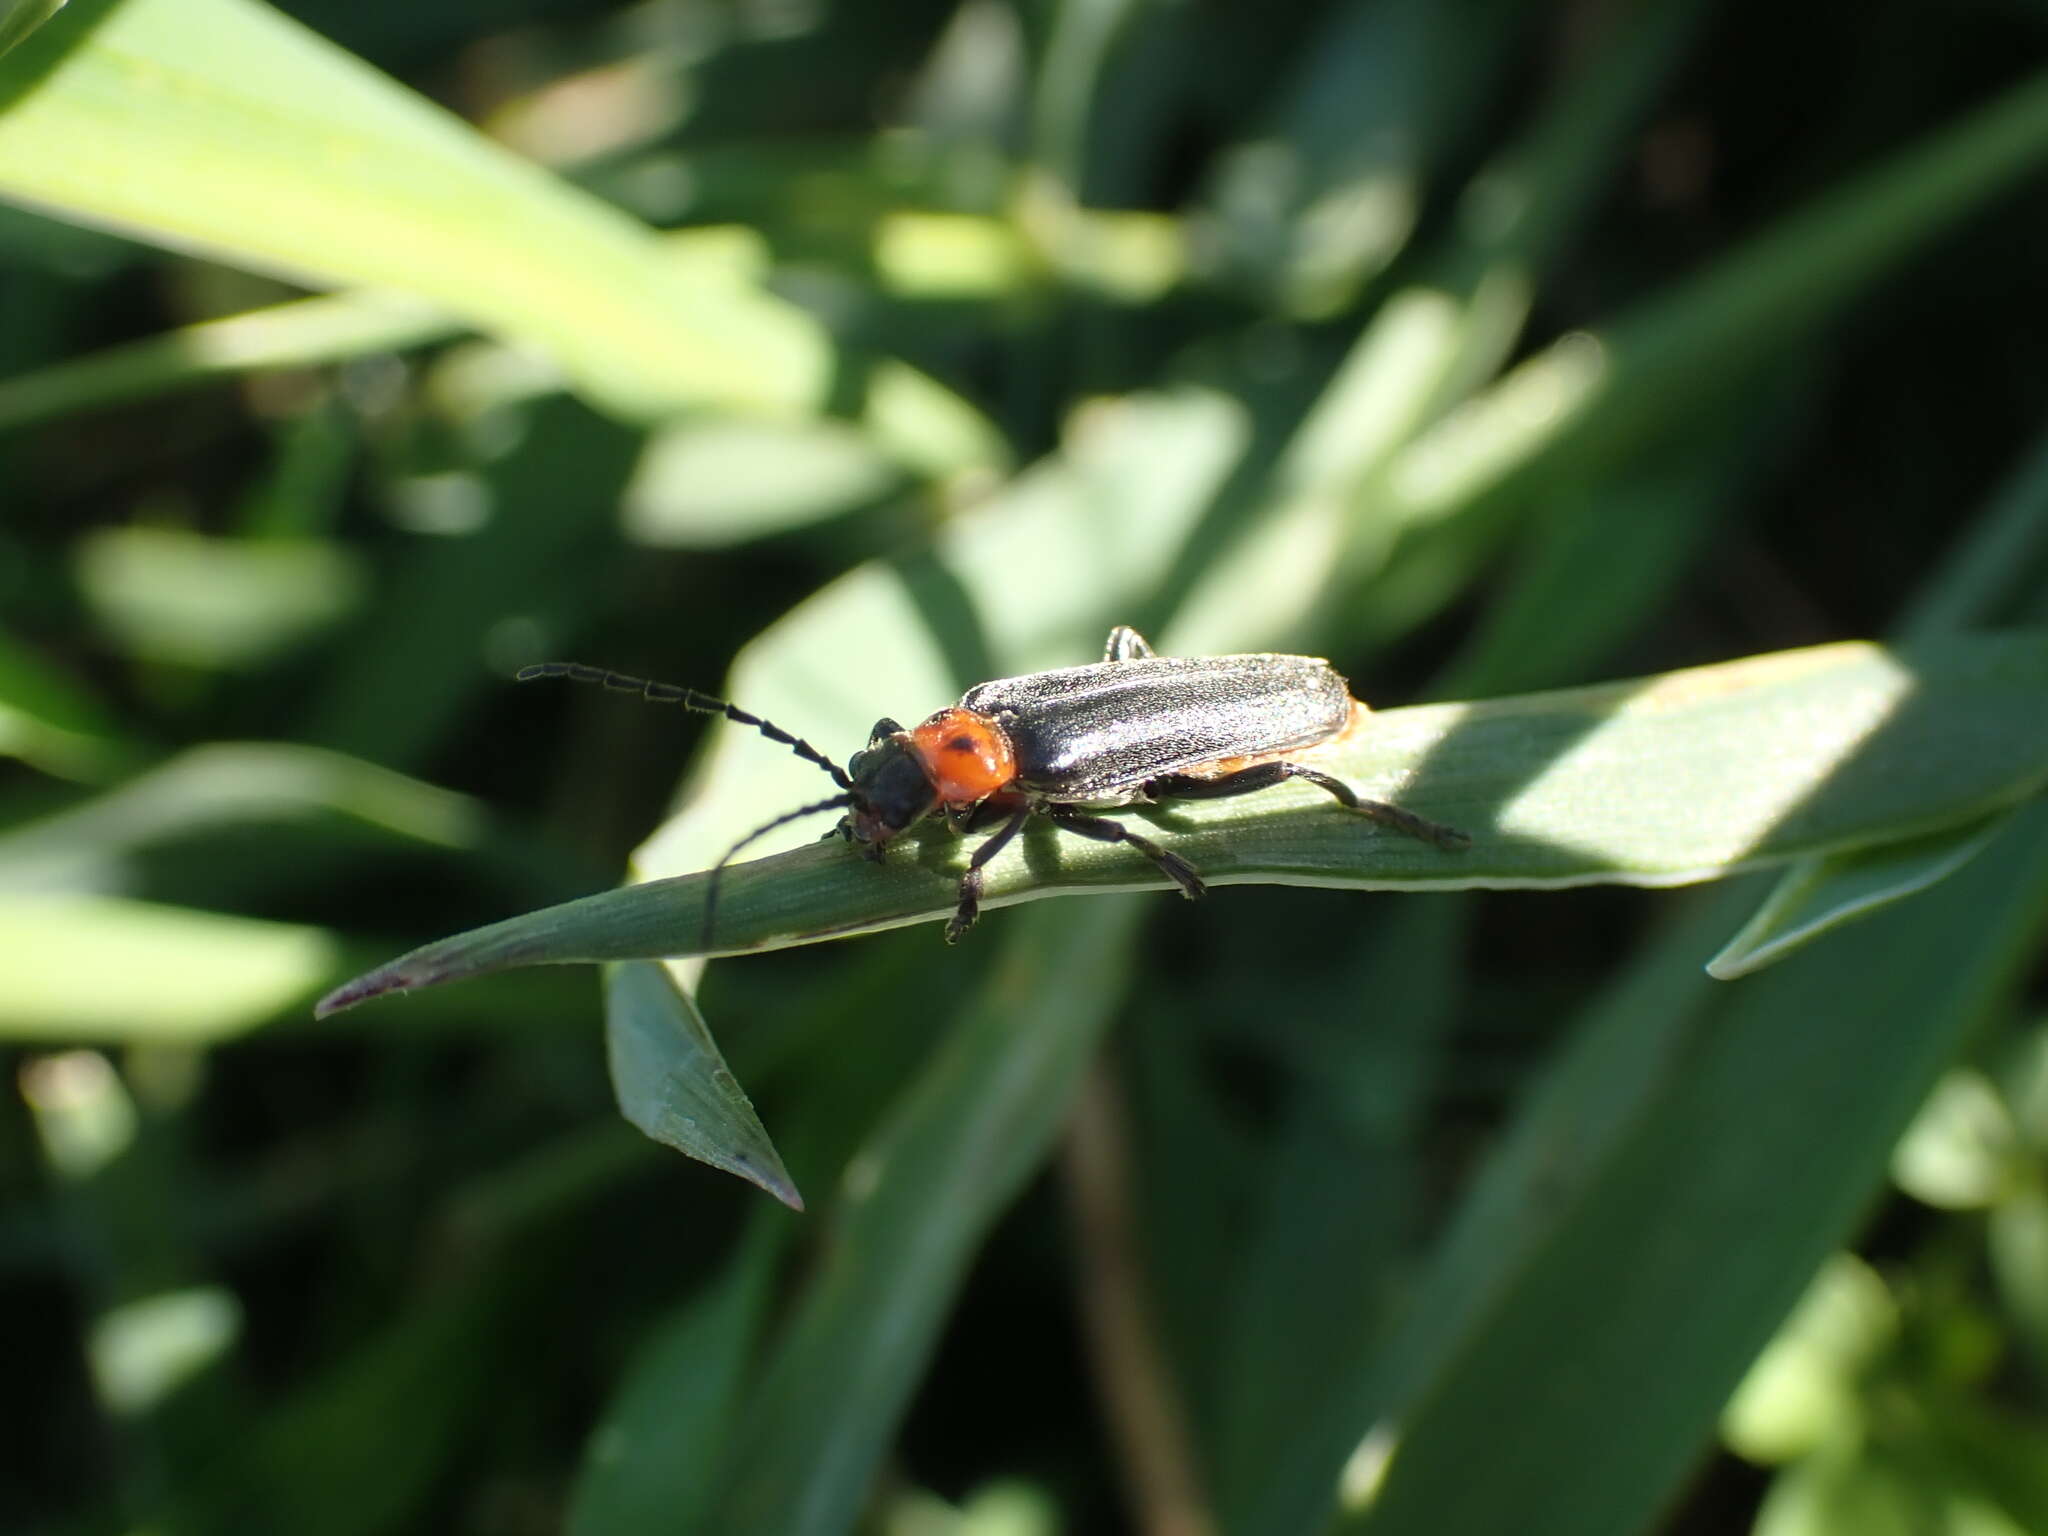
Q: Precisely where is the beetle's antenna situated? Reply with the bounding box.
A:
[702,792,857,951]
[518,662,852,789]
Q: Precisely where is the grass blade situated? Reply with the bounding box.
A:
[706,899,1141,1534]
[605,962,799,1209]
[0,0,830,418]
[318,633,2048,1015]
[1335,800,2048,1536]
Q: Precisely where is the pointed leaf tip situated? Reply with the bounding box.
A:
[606,963,799,1207]
[313,973,381,1018]
[749,1164,806,1212]
[314,958,430,1017]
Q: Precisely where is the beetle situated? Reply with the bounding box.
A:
[519,626,1467,945]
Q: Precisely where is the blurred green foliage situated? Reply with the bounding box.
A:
[4,2,2048,1534]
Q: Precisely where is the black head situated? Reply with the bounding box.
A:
[842,729,941,853]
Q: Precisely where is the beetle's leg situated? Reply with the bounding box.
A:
[867,717,905,744]
[947,807,1032,944]
[1103,626,1156,662]
[1146,762,1469,850]
[1040,804,1206,900]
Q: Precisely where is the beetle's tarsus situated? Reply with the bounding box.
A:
[1350,798,1470,850]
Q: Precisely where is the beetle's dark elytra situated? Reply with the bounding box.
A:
[964,652,1352,800]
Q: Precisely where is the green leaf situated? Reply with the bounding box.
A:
[1706,814,2011,980]
[1209,897,1464,1516]
[1383,68,2048,524]
[0,0,61,59]
[622,417,906,550]
[0,287,451,431]
[302,398,636,767]
[604,962,799,1210]
[1325,799,2048,1536]
[317,633,2048,1015]
[1721,1254,1895,1465]
[0,622,122,778]
[1,895,336,1041]
[1241,877,1754,1533]
[0,227,776,433]
[567,1211,787,1536]
[76,527,365,669]
[1891,1069,2023,1212]
[0,0,832,419]
[1717,421,2048,976]
[0,741,485,894]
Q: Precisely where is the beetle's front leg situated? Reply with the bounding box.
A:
[947,807,1032,943]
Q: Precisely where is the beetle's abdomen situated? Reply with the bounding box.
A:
[961,654,1352,799]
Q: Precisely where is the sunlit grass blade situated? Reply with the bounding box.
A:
[0,226,774,433]
[316,633,2048,1016]
[4,896,336,1041]
[0,0,837,418]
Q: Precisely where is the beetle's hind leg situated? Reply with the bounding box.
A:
[1103,626,1157,662]
[947,806,1032,944]
[1145,762,1470,850]
[1040,804,1206,900]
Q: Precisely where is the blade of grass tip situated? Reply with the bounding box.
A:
[1705,813,2010,980]
[706,900,1142,1536]
[605,961,800,1209]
